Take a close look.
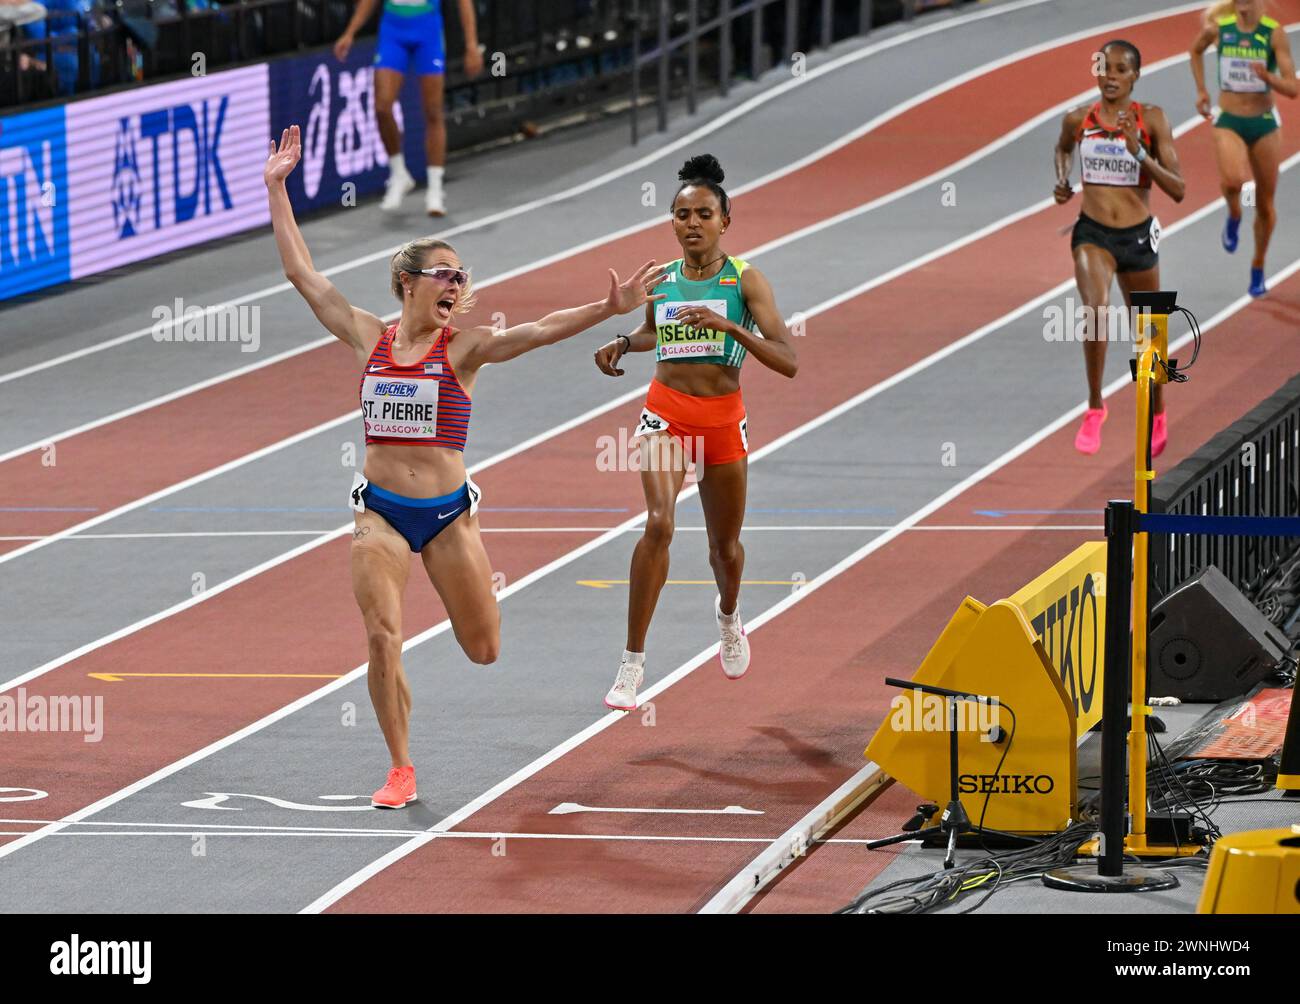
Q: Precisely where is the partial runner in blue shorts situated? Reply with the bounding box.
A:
[375,4,447,76]
[335,0,484,217]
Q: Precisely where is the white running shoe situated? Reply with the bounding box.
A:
[604,658,644,711]
[425,178,446,217]
[716,594,750,680]
[380,170,415,212]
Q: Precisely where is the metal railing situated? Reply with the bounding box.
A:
[3,0,976,133]
[627,0,974,143]
[1149,373,1300,606]
[0,0,638,108]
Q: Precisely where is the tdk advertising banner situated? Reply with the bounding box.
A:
[0,47,428,302]
[0,106,72,300]
[63,65,271,282]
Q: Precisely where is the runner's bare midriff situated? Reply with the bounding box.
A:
[1080,185,1152,229]
[654,360,742,397]
[1219,88,1275,118]
[364,444,467,499]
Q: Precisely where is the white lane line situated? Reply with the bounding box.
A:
[549,802,763,816]
[0,524,1102,541]
[0,828,786,844]
[0,827,938,845]
[0,531,342,541]
[0,816,424,835]
[301,250,1300,915]
[0,814,896,842]
[0,0,1071,391]
[0,154,1277,872]
[0,0,1200,469]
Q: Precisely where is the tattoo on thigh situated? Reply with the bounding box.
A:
[353,525,371,541]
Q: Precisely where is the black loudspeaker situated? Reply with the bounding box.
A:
[1148,565,1289,702]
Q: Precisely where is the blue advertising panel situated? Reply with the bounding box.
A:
[269,39,429,214]
[0,105,71,300]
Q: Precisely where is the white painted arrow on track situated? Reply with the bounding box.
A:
[181,793,373,812]
[549,802,763,816]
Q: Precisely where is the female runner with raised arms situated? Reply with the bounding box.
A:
[266,125,666,806]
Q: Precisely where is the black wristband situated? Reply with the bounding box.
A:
[616,334,631,352]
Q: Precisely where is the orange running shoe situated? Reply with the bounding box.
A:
[1151,412,1168,458]
[371,766,417,808]
[1074,406,1107,455]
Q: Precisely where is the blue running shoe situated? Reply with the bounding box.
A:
[1250,267,1267,297]
[1223,214,1241,253]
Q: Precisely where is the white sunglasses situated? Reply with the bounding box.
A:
[408,266,470,287]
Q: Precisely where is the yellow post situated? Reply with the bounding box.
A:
[1116,299,1202,858]
[1128,306,1167,851]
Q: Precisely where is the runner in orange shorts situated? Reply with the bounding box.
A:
[593,153,799,710]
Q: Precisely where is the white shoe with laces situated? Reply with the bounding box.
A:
[380,169,415,212]
[716,594,750,680]
[604,657,644,711]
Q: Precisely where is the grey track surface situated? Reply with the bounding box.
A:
[3,0,1296,913]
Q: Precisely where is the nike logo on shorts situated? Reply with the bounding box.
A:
[438,507,463,520]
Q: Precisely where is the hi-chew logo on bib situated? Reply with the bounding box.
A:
[1079,135,1140,187]
[657,298,729,359]
[373,381,417,397]
[361,375,438,437]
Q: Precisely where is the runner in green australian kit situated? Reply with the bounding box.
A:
[1191,1,1298,295]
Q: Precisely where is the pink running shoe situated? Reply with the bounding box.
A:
[1074,406,1107,455]
[1151,411,1168,458]
[371,766,417,808]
